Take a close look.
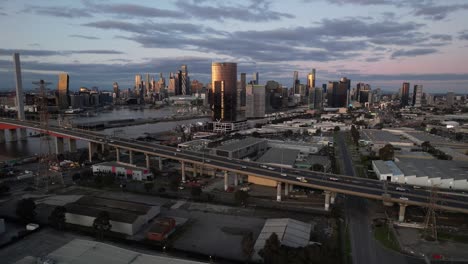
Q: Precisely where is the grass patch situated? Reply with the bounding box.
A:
[374,225,400,252]
[438,232,468,244]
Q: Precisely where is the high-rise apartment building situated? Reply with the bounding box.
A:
[412,85,423,107]
[240,73,247,107]
[400,82,410,107]
[168,73,177,96]
[145,73,150,96]
[58,73,69,109]
[245,84,266,118]
[310,87,323,110]
[326,78,349,108]
[446,92,454,107]
[293,71,300,94]
[135,74,143,96]
[210,62,237,122]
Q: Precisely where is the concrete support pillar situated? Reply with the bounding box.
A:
[285,183,289,196]
[0,130,5,143]
[234,173,238,186]
[9,129,17,142]
[181,161,186,182]
[88,142,97,161]
[224,171,229,191]
[68,138,77,152]
[276,182,282,202]
[129,150,134,164]
[239,175,244,184]
[289,183,293,192]
[324,191,331,211]
[158,156,163,170]
[115,148,120,162]
[55,137,64,154]
[193,164,197,177]
[145,154,150,169]
[398,204,407,222]
[330,192,337,204]
[20,128,27,140]
[101,143,106,153]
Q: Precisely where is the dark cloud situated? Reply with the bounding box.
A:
[69,34,100,40]
[22,5,92,18]
[430,34,452,41]
[0,49,124,57]
[365,57,383,62]
[85,2,182,18]
[391,48,438,58]
[175,0,294,22]
[413,4,468,20]
[459,30,468,40]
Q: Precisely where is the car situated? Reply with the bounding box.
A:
[178,186,185,190]
[299,177,308,183]
[260,165,267,169]
[241,166,247,169]
[396,187,406,192]
[413,186,421,189]
[205,159,211,163]
[267,167,275,171]
[280,173,287,177]
[173,152,177,155]
[228,158,232,161]
[329,177,339,181]
[399,197,409,201]
[176,149,181,152]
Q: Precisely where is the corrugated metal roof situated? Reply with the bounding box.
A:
[41,239,206,264]
[257,148,299,166]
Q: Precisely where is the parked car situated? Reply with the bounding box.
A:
[396,187,407,192]
[280,173,287,177]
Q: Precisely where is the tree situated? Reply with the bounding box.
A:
[49,206,66,230]
[421,141,432,152]
[259,233,282,264]
[16,198,36,223]
[234,190,249,206]
[429,128,438,135]
[93,211,112,240]
[455,133,464,141]
[311,163,324,172]
[333,126,340,132]
[314,128,322,136]
[144,181,154,193]
[350,125,360,144]
[241,232,255,263]
[379,144,394,161]
[191,186,202,198]
[284,130,293,137]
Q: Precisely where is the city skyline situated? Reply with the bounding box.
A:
[0,0,468,93]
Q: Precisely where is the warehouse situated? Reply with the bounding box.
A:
[214,137,267,159]
[65,196,160,236]
[372,159,468,191]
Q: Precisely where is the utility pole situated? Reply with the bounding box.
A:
[423,186,438,241]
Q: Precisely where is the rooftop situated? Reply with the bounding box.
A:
[373,160,392,175]
[215,137,266,152]
[93,161,149,172]
[14,239,205,264]
[395,158,468,181]
[361,130,412,144]
[253,218,311,260]
[256,148,299,166]
[66,196,158,224]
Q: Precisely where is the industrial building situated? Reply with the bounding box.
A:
[15,239,205,264]
[253,218,312,261]
[256,148,300,168]
[92,161,153,181]
[372,159,468,191]
[360,129,414,151]
[65,196,160,236]
[214,137,267,159]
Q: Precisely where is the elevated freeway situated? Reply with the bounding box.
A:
[2,118,468,218]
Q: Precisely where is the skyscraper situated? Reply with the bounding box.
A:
[412,85,423,107]
[135,74,142,96]
[252,72,259,85]
[307,69,316,89]
[293,71,299,94]
[58,73,69,109]
[310,87,323,110]
[181,64,190,95]
[240,73,247,106]
[168,73,177,96]
[245,84,266,118]
[13,53,25,120]
[145,73,150,96]
[113,82,119,98]
[400,82,410,107]
[210,62,237,122]
[339,77,351,107]
[327,81,338,107]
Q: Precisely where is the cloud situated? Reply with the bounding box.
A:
[413,4,468,20]
[0,49,124,57]
[22,5,92,18]
[175,0,294,22]
[85,2,182,18]
[69,34,100,40]
[459,30,468,40]
[430,34,452,41]
[391,48,438,58]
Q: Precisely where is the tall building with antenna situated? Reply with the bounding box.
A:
[13,53,25,120]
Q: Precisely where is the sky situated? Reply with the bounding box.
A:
[1,0,468,93]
